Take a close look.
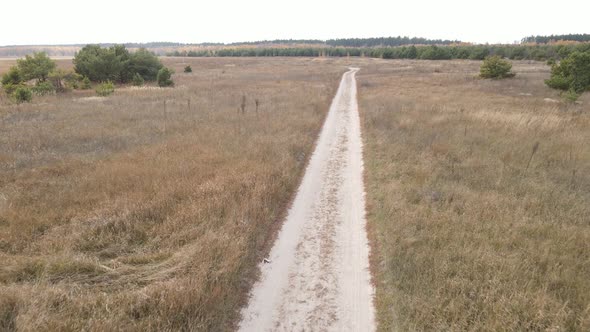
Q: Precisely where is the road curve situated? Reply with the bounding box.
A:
[239,68,376,332]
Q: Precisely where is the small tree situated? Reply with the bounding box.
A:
[81,77,92,90]
[96,81,115,96]
[184,65,192,73]
[545,51,590,97]
[480,55,515,79]
[132,73,145,86]
[1,66,23,94]
[157,67,174,87]
[17,52,56,82]
[407,45,418,59]
[2,66,22,86]
[12,86,32,103]
[129,48,163,81]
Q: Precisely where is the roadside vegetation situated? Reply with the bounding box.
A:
[359,59,589,331]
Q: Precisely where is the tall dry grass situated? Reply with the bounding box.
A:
[0,57,345,331]
[359,59,590,331]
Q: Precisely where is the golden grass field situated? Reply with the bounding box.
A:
[1,56,589,331]
[0,57,343,331]
[357,59,590,331]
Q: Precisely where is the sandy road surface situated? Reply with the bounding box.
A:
[239,68,375,331]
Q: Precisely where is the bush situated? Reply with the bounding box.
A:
[132,73,145,86]
[12,86,32,103]
[74,45,162,83]
[563,89,580,103]
[31,81,55,96]
[129,48,163,81]
[545,51,590,94]
[16,52,56,82]
[157,67,174,87]
[1,67,22,87]
[480,56,515,79]
[2,83,21,95]
[95,81,115,96]
[74,45,126,82]
[184,65,192,73]
[81,77,91,90]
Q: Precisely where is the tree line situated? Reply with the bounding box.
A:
[521,34,590,44]
[326,36,460,47]
[169,43,590,61]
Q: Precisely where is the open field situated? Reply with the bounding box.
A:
[0,57,345,330]
[2,55,589,331]
[358,60,590,330]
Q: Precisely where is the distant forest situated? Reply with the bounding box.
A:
[326,37,460,47]
[2,35,590,58]
[170,43,590,61]
[223,37,460,47]
[521,34,590,44]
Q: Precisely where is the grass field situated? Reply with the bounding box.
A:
[1,56,589,331]
[358,59,590,331]
[0,57,344,331]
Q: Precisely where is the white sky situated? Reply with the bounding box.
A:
[2,0,589,46]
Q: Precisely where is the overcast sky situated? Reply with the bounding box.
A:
[2,0,589,46]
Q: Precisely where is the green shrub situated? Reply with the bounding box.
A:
[12,86,32,103]
[129,48,163,81]
[157,67,174,87]
[563,88,580,103]
[66,72,83,87]
[1,83,21,95]
[184,65,192,73]
[545,51,590,94]
[96,81,115,96]
[132,73,145,86]
[1,67,22,87]
[31,81,55,96]
[480,56,515,79]
[74,45,162,83]
[74,45,126,82]
[2,67,24,95]
[81,77,91,90]
[16,52,56,82]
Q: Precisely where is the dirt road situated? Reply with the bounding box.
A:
[239,68,376,331]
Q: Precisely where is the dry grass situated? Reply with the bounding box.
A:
[0,57,346,331]
[3,55,589,331]
[358,59,590,331]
